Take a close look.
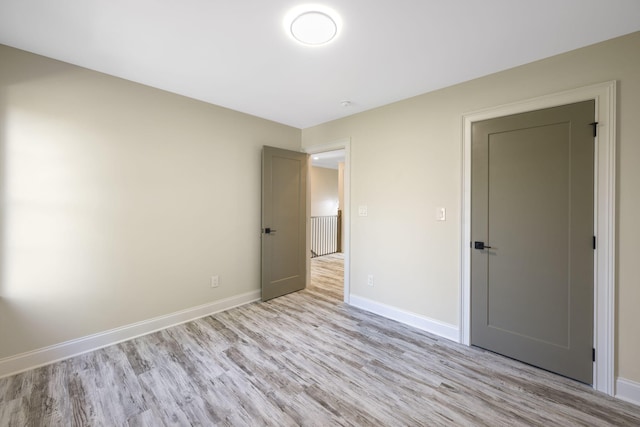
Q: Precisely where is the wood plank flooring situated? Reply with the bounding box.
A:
[1,253,640,426]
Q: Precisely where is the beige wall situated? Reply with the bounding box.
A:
[302,32,640,383]
[310,166,339,217]
[0,45,301,359]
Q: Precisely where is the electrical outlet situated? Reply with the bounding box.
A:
[367,274,374,287]
[211,275,219,288]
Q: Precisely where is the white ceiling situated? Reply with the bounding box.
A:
[1,1,639,129]
[311,149,345,170]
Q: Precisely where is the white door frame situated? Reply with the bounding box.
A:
[305,138,351,303]
[460,81,616,395]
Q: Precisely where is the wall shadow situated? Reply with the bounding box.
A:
[0,79,6,299]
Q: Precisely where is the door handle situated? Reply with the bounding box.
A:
[474,241,492,250]
[264,227,277,235]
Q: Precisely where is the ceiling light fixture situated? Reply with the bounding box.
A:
[284,5,341,46]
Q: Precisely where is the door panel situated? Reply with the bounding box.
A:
[471,101,594,384]
[261,146,308,301]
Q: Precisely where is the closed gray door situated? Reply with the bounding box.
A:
[261,146,308,301]
[471,101,594,384]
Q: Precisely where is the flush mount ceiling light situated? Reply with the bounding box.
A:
[284,5,341,46]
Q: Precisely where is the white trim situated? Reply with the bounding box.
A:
[616,378,640,406]
[0,290,260,379]
[304,138,351,304]
[460,81,617,395]
[350,294,459,342]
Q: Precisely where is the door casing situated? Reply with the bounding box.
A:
[461,81,616,395]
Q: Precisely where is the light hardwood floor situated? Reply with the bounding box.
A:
[1,253,639,426]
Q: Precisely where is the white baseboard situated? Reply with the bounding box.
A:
[616,377,640,406]
[349,294,459,342]
[0,290,261,379]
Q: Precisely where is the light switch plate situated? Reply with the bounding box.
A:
[436,207,446,221]
[358,205,368,217]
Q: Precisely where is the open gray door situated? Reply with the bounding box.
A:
[261,146,308,301]
[471,101,595,384]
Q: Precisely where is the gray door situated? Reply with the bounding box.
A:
[471,101,594,384]
[261,146,308,301]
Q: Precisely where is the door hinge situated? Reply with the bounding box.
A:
[593,348,596,362]
[590,122,598,138]
[593,236,596,250]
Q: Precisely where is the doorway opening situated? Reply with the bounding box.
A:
[305,139,350,303]
[309,149,345,298]
[310,150,344,259]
